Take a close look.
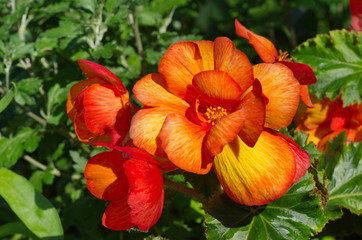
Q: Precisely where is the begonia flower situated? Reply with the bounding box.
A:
[130,37,310,205]
[67,60,132,145]
[84,147,164,231]
[234,20,317,107]
[297,97,362,151]
[350,0,362,31]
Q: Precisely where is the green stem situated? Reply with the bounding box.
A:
[163,177,204,202]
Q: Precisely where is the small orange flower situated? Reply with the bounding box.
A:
[130,37,310,205]
[84,147,164,231]
[67,60,131,145]
[234,20,317,107]
[297,97,362,151]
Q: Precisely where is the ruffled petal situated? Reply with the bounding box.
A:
[102,197,133,230]
[214,37,254,92]
[279,61,317,85]
[78,59,126,90]
[266,129,310,183]
[158,41,203,98]
[296,99,330,130]
[300,85,313,107]
[130,108,174,156]
[158,113,212,174]
[193,40,215,71]
[83,83,129,134]
[84,152,128,200]
[206,110,245,157]
[67,78,105,121]
[254,63,300,129]
[213,132,296,206]
[125,159,164,231]
[237,80,265,147]
[192,70,242,106]
[133,73,189,109]
[234,20,278,63]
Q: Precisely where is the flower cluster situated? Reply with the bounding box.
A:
[67,22,315,231]
[296,97,362,151]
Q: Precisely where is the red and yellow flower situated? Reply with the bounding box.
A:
[130,37,310,205]
[84,147,164,231]
[67,60,132,145]
[296,97,362,151]
[234,20,317,107]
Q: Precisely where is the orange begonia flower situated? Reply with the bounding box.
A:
[234,20,317,107]
[130,37,310,205]
[67,60,131,145]
[84,147,164,231]
[297,97,362,151]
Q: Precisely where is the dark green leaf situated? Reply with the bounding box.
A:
[325,142,362,220]
[0,168,63,239]
[0,222,38,239]
[205,173,327,240]
[0,89,14,113]
[293,30,362,106]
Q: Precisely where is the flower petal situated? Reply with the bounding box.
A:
[279,61,317,85]
[78,59,126,90]
[125,159,164,231]
[234,20,278,63]
[159,113,212,174]
[193,40,215,71]
[158,41,203,98]
[205,110,245,157]
[214,37,254,92]
[83,83,129,134]
[254,63,300,129]
[66,78,105,121]
[102,197,133,230]
[266,129,310,183]
[300,85,313,107]
[133,73,189,109]
[237,79,265,147]
[192,70,242,105]
[213,132,296,206]
[84,151,128,200]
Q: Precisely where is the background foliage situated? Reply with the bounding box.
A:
[1,0,361,239]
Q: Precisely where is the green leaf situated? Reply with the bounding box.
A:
[325,142,362,220]
[0,222,38,239]
[42,20,80,39]
[69,150,87,173]
[0,89,14,113]
[0,168,63,239]
[17,78,42,95]
[205,173,327,240]
[293,30,362,106]
[0,128,40,168]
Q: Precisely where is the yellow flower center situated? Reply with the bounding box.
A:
[204,106,228,125]
[278,50,293,62]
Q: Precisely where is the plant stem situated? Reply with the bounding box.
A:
[283,0,297,49]
[128,8,143,56]
[23,154,61,176]
[163,177,204,202]
[13,101,47,126]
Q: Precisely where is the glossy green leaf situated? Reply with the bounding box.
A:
[0,89,14,113]
[325,142,362,220]
[293,30,362,106]
[205,173,327,240]
[0,168,63,239]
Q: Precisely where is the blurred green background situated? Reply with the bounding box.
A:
[0,0,353,239]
